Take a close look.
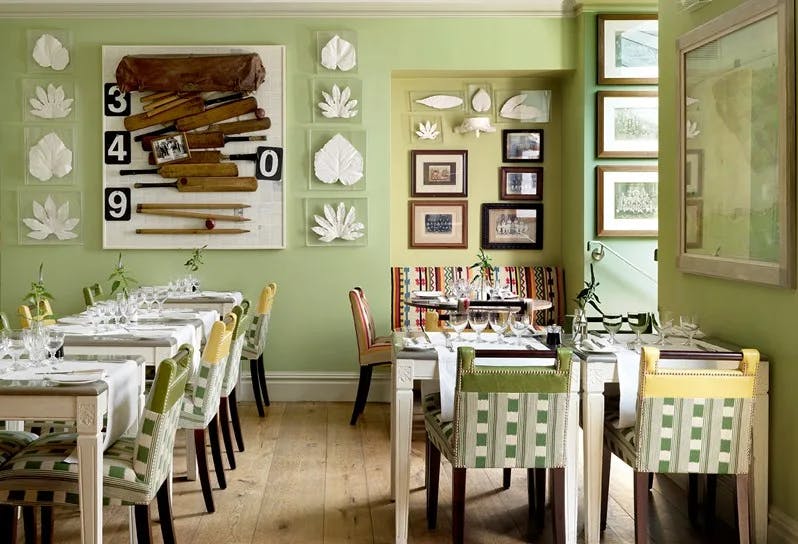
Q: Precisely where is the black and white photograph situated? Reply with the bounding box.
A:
[481,202,543,249]
[150,132,191,165]
[411,150,468,196]
[502,129,543,163]
[409,200,467,248]
[500,166,543,200]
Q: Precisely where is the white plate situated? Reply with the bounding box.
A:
[401,342,434,351]
[412,291,442,298]
[47,372,106,385]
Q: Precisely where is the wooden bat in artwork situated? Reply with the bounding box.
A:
[133,176,258,192]
[146,150,261,165]
[136,203,250,210]
[128,92,247,137]
[135,207,250,222]
[204,117,270,136]
[120,162,238,177]
[141,132,266,151]
[135,228,250,234]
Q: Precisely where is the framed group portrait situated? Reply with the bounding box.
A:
[481,203,543,250]
[409,200,468,248]
[410,149,467,197]
[499,166,543,200]
[596,90,658,158]
[597,14,659,85]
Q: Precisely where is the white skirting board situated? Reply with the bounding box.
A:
[769,507,798,544]
[235,368,391,403]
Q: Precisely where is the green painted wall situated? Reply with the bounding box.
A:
[658,0,798,518]
[0,16,574,374]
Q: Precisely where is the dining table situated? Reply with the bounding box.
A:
[0,355,146,544]
[162,289,243,315]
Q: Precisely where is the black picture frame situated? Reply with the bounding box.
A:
[499,166,543,200]
[410,149,468,197]
[502,129,544,163]
[481,203,543,249]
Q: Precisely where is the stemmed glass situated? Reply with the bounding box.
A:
[626,312,650,351]
[5,330,27,370]
[601,314,623,345]
[45,328,65,367]
[653,310,674,345]
[0,331,9,360]
[468,309,489,343]
[142,288,156,313]
[680,314,700,346]
[448,312,468,341]
[508,312,530,345]
[488,311,510,344]
[155,288,169,315]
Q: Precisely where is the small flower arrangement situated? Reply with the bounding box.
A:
[23,262,54,320]
[469,248,494,285]
[184,245,207,273]
[575,263,602,314]
[108,252,138,297]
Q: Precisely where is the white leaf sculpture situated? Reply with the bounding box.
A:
[318,84,358,119]
[321,35,357,71]
[23,195,79,240]
[29,132,73,182]
[415,95,463,110]
[314,133,363,185]
[471,88,491,112]
[29,83,73,119]
[415,121,440,140]
[500,94,544,121]
[311,202,365,242]
[32,34,70,71]
[686,119,701,139]
[454,117,495,138]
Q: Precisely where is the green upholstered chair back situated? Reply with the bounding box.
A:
[435,347,573,469]
[631,347,759,475]
[391,266,566,330]
[82,283,104,307]
[242,284,276,360]
[222,304,249,396]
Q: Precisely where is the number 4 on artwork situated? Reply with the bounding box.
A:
[104,131,131,165]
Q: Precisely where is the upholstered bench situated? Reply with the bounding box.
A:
[390,266,565,331]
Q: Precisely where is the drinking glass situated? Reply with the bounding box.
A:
[448,312,468,341]
[488,311,510,344]
[680,314,700,346]
[5,330,27,370]
[653,310,674,345]
[453,278,470,299]
[85,305,100,332]
[508,312,530,344]
[155,288,169,314]
[601,314,623,344]
[45,328,65,366]
[468,309,489,343]
[626,312,650,350]
[142,288,156,312]
[0,331,9,360]
[23,327,48,367]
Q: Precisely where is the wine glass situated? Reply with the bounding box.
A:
[448,312,468,341]
[508,312,530,344]
[155,288,169,315]
[601,314,623,344]
[488,311,510,343]
[468,309,489,343]
[45,328,65,366]
[5,330,27,370]
[680,314,700,346]
[0,331,9,360]
[653,310,674,345]
[142,288,156,313]
[626,312,650,351]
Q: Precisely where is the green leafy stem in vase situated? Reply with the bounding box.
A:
[23,262,54,320]
[575,263,603,315]
[109,253,138,297]
[184,245,207,273]
[469,248,495,289]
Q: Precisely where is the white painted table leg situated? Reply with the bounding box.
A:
[565,390,580,544]
[390,357,397,500]
[582,389,605,544]
[751,392,769,543]
[393,359,414,544]
[76,395,104,544]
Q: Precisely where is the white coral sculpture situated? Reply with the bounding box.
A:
[30,83,73,119]
[415,121,440,140]
[29,132,73,182]
[318,84,358,119]
[23,195,79,240]
[32,34,70,71]
[312,202,365,242]
[686,119,701,139]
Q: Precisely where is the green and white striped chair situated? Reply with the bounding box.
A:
[219,303,249,468]
[0,346,192,544]
[82,283,104,307]
[0,431,40,541]
[179,313,235,514]
[241,283,276,417]
[601,346,759,544]
[424,346,574,544]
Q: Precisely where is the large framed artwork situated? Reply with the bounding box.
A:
[409,200,467,248]
[596,90,658,158]
[596,165,658,237]
[480,203,543,250]
[677,0,795,287]
[410,150,467,197]
[597,14,659,85]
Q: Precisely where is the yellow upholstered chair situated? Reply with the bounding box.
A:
[241,283,277,417]
[17,301,55,328]
[348,287,392,425]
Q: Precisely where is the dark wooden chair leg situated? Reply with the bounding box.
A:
[156,479,177,544]
[550,467,565,544]
[194,428,215,513]
[134,504,153,544]
[534,468,546,529]
[600,446,611,531]
[633,471,649,544]
[452,467,466,544]
[229,387,245,452]
[648,472,655,490]
[22,506,35,544]
[250,358,265,417]
[0,505,17,543]
[526,468,535,535]
[503,468,512,490]
[41,506,55,544]
[736,474,751,544]
[219,397,236,470]
[426,438,441,530]
[257,354,270,407]
[688,473,699,525]
[208,416,227,489]
[705,474,718,529]
[349,365,374,425]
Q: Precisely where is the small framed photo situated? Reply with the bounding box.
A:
[410,150,467,197]
[685,198,703,249]
[481,203,543,250]
[685,149,704,197]
[597,14,658,85]
[150,133,190,165]
[502,129,544,163]
[596,165,658,237]
[597,91,658,158]
[409,200,467,249]
[499,167,543,201]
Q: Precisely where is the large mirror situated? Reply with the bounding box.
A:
[677,0,795,287]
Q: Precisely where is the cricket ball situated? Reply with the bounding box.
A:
[205,218,216,230]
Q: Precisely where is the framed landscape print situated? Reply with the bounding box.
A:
[410,150,467,197]
[480,203,543,250]
[597,14,659,84]
[409,200,467,248]
[499,166,543,200]
[502,129,543,162]
[597,91,658,158]
[596,165,658,237]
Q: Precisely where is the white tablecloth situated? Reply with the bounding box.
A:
[167,290,243,305]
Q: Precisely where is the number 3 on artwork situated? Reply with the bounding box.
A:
[104,83,130,116]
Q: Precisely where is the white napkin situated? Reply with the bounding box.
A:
[57,316,91,325]
[54,324,128,336]
[615,349,642,428]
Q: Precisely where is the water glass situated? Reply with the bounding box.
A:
[488,311,510,343]
[23,327,47,367]
[5,330,27,370]
[626,312,650,351]
[601,314,623,344]
[508,312,530,344]
[468,309,489,343]
[680,314,700,346]
[653,310,674,345]
[45,328,65,366]
[155,288,169,314]
[448,312,468,341]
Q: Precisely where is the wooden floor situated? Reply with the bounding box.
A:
[16,401,739,543]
